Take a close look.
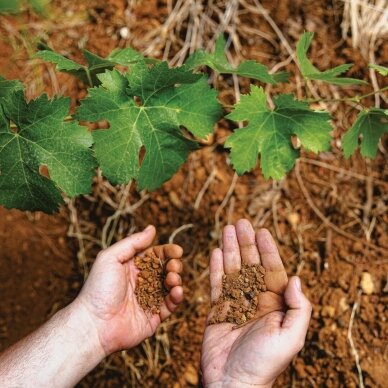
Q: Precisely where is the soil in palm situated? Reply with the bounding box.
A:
[135,252,168,314]
[210,263,266,326]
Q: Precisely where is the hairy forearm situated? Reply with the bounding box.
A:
[0,300,105,387]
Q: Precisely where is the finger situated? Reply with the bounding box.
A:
[222,225,241,274]
[210,248,224,304]
[159,286,183,321]
[281,277,312,352]
[166,258,183,273]
[256,228,288,294]
[235,219,260,265]
[164,272,182,290]
[151,244,183,261]
[102,225,156,263]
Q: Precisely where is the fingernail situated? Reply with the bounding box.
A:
[144,225,153,231]
[295,277,302,292]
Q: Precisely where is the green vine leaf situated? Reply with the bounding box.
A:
[343,108,388,158]
[369,64,388,76]
[296,32,368,86]
[35,45,146,86]
[0,0,21,13]
[76,63,222,190]
[0,91,96,213]
[0,0,50,14]
[225,85,332,179]
[0,75,24,98]
[186,35,288,84]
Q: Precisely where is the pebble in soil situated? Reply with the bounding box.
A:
[210,263,266,326]
[135,251,168,314]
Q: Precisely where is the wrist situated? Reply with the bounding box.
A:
[60,299,106,364]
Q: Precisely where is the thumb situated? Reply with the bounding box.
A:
[281,276,312,352]
[101,225,156,263]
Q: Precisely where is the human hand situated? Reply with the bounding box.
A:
[75,225,184,356]
[201,219,312,387]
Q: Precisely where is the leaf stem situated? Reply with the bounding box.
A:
[307,86,388,104]
[304,79,310,100]
[85,69,94,87]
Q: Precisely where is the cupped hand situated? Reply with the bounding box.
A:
[75,225,184,356]
[201,219,312,387]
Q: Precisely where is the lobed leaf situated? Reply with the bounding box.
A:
[0,91,96,213]
[343,108,388,158]
[0,0,22,13]
[76,63,223,190]
[296,32,368,86]
[186,35,288,84]
[0,76,24,97]
[225,85,332,179]
[0,0,50,13]
[35,46,147,86]
[369,64,388,76]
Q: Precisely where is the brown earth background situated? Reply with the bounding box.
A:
[0,0,387,387]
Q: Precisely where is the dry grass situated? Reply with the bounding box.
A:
[341,0,388,105]
[55,1,387,386]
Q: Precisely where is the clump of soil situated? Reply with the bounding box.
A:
[135,252,168,314]
[210,263,266,326]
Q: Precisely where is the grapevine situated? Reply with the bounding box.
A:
[0,32,387,213]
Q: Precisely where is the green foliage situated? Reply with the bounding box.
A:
[296,32,367,86]
[369,64,388,76]
[28,0,50,13]
[0,76,24,97]
[76,63,222,190]
[35,46,146,86]
[0,0,21,13]
[0,0,50,13]
[225,85,332,179]
[343,108,388,158]
[0,91,95,213]
[186,35,288,84]
[0,32,385,213]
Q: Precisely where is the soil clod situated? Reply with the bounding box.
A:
[209,263,266,326]
[135,252,168,314]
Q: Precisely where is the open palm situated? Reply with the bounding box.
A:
[201,220,311,387]
[78,226,184,356]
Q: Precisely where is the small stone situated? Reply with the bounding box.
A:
[321,305,335,318]
[360,272,374,295]
[184,364,198,386]
[119,26,130,39]
[339,297,349,312]
[287,212,300,229]
[168,191,182,208]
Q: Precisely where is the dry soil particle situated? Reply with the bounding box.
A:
[210,263,266,326]
[135,252,168,314]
